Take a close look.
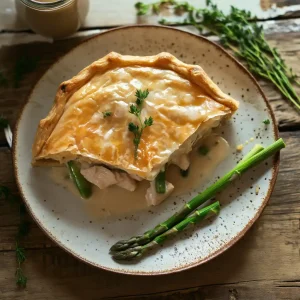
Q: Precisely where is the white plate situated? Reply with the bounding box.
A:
[14,26,279,275]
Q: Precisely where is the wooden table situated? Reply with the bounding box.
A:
[1,1,300,299]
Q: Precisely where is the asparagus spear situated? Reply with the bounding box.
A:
[237,144,264,167]
[110,139,285,253]
[112,201,221,261]
[155,170,166,193]
[67,161,92,199]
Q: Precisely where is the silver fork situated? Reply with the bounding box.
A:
[4,125,13,148]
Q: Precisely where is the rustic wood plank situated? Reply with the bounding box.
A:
[0,131,299,298]
[2,0,300,32]
[109,282,300,299]
[0,214,299,299]
[1,247,300,300]
[1,17,300,299]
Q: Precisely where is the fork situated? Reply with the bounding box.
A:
[4,125,13,148]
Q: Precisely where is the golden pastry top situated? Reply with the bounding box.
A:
[32,52,239,180]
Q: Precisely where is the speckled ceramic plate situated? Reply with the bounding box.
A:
[14,25,279,275]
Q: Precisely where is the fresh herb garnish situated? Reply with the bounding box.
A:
[0,186,29,287]
[263,119,270,125]
[103,111,112,118]
[14,55,39,88]
[128,89,153,159]
[135,0,300,111]
[198,145,209,156]
[0,116,8,129]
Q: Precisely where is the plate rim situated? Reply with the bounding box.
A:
[12,25,280,276]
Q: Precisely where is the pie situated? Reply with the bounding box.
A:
[32,52,239,205]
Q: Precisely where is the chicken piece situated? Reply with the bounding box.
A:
[145,181,174,206]
[115,172,137,192]
[81,166,118,189]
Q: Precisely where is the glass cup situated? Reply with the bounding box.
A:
[18,0,82,39]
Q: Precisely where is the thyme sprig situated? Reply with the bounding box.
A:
[135,0,300,111]
[128,89,153,159]
[0,186,29,287]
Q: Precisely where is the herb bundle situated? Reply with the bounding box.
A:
[135,0,300,111]
[0,186,29,287]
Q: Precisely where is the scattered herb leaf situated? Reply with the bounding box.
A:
[128,89,153,159]
[0,185,29,287]
[135,0,300,111]
[263,119,270,125]
[198,145,209,156]
[135,2,151,15]
[103,111,112,118]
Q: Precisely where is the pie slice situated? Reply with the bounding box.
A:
[32,52,238,204]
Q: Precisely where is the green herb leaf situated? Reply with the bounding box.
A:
[129,104,141,116]
[128,122,139,133]
[263,119,270,125]
[15,242,27,287]
[135,89,149,106]
[102,111,112,118]
[144,116,153,127]
[198,145,209,156]
[16,244,26,264]
[16,268,27,288]
[135,2,151,15]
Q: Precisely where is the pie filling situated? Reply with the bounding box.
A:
[32,52,238,206]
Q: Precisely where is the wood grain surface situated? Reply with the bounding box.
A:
[2,0,300,31]
[1,10,300,300]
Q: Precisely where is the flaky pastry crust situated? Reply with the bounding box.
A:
[32,52,239,168]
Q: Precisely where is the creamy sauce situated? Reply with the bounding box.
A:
[167,135,230,196]
[50,135,230,218]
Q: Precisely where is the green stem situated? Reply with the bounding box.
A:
[67,161,92,199]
